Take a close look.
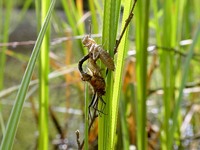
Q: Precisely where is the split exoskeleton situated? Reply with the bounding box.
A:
[82,35,115,71]
[78,35,115,117]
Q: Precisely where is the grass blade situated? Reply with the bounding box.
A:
[99,0,121,149]
[38,0,51,149]
[84,84,89,149]
[169,23,200,149]
[0,0,56,149]
[135,0,150,149]
[0,0,13,89]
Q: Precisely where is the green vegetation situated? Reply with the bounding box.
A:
[0,0,56,149]
[0,0,200,149]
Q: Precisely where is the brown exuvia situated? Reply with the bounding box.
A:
[82,35,115,71]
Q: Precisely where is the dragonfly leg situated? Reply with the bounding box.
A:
[89,93,98,119]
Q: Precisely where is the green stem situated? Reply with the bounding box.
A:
[0,0,56,149]
[38,0,50,149]
[135,0,149,149]
[0,0,13,90]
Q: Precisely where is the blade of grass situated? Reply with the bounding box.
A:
[176,0,187,42]
[152,2,170,149]
[0,0,56,149]
[0,0,2,35]
[0,104,5,135]
[88,0,99,34]
[119,94,130,149]
[35,0,41,29]
[169,23,200,149]
[38,0,51,149]
[158,0,187,148]
[0,0,13,90]
[61,0,86,55]
[99,0,121,149]
[10,0,32,33]
[109,0,132,147]
[173,0,187,148]
[5,49,30,62]
[84,84,89,150]
[0,0,14,137]
[76,0,85,34]
[99,1,112,149]
[159,1,175,149]
[94,0,103,20]
[135,0,149,149]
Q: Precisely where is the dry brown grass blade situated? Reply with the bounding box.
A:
[65,29,73,109]
[88,118,98,143]
[122,58,136,91]
[147,53,158,89]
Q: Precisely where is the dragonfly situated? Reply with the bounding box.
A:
[78,54,106,117]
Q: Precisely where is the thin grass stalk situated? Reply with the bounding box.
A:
[38,0,51,149]
[160,0,186,148]
[0,104,5,135]
[126,83,136,148]
[176,0,187,43]
[0,0,12,140]
[0,0,13,90]
[88,0,99,34]
[183,1,191,39]
[169,24,200,149]
[152,0,161,45]
[4,50,29,62]
[152,0,184,148]
[119,94,130,149]
[84,84,89,149]
[110,0,121,46]
[193,0,200,55]
[93,0,103,19]
[76,0,83,18]
[69,0,79,22]
[99,0,121,149]
[0,0,2,35]
[35,0,41,29]
[193,0,200,27]
[99,0,112,148]
[0,0,4,133]
[61,0,76,31]
[173,0,187,88]
[0,0,56,149]
[0,0,13,138]
[10,0,32,33]
[135,0,149,149]
[174,0,187,147]
[61,0,86,55]
[159,1,173,149]
[76,0,85,35]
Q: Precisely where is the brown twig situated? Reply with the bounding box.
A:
[79,110,98,149]
[49,106,65,139]
[114,0,137,54]
[155,45,200,61]
[0,34,102,48]
[128,45,200,62]
[156,46,187,57]
[148,80,200,95]
[76,130,82,150]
